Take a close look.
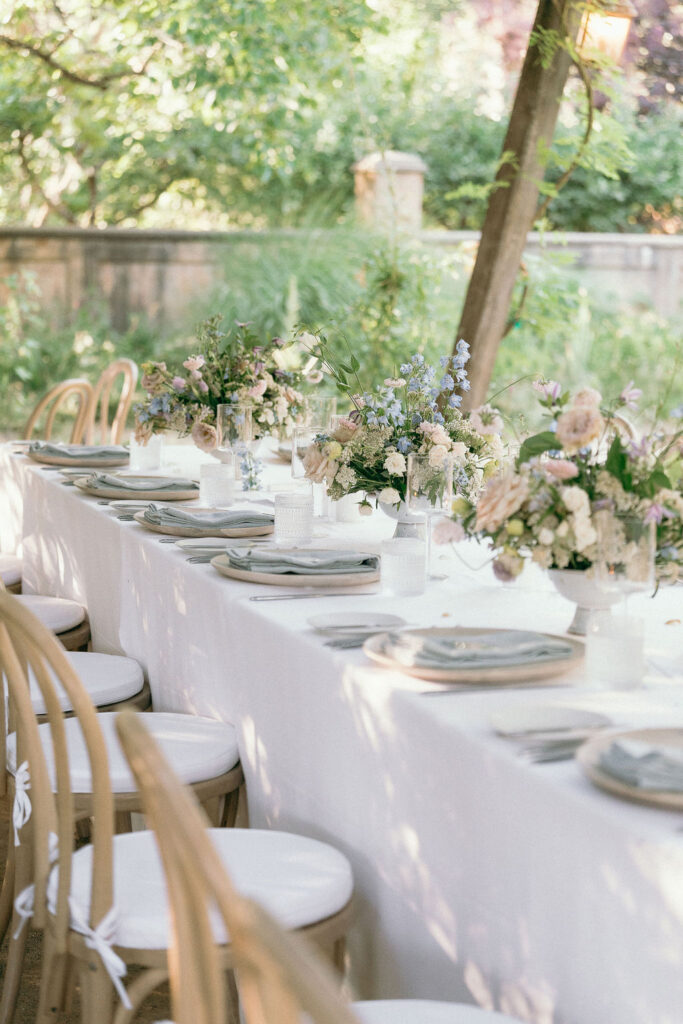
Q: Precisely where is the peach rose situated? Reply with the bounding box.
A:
[302,444,337,484]
[191,420,217,452]
[331,418,358,444]
[555,406,604,452]
[475,473,529,533]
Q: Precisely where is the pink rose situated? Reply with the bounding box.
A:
[331,417,358,444]
[247,380,268,399]
[544,459,579,480]
[183,355,205,372]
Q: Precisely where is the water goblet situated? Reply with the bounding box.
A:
[406,452,454,581]
[587,509,656,689]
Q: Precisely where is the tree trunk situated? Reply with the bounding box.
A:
[456,0,581,408]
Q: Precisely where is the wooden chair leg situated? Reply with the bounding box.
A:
[36,930,72,1024]
[221,786,242,828]
[0,841,16,944]
[0,842,33,1024]
[0,907,30,1024]
[78,955,114,1024]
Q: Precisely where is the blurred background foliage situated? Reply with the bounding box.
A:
[0,0,680,434]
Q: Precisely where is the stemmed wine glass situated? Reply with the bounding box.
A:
[406,452,454,581]
[216,402,261,496]
[588,508,656,689]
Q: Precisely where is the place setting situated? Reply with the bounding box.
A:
[131,502,274,538]
[72,472,201,500]
[26,440,130,467]
[211,546,381,589]
[363,627,584,686]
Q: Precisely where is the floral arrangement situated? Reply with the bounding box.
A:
[450,379,683,583]
[299,335,504,511]
[135,317,315,451]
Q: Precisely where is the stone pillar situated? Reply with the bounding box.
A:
[352,151,427,231]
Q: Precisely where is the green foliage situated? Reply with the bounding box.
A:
[0,271,160,432]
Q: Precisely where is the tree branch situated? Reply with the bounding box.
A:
[0,32,153,90]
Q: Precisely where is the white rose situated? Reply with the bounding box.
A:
[561,486,589,513]
[428,445,450,468]
[450,441,468,461]
[262,408,275,425]
[378,487,401,505]
[556,521,569,538]
[538,527,554,546]
[384,451,407,476]
[430,426,451,447]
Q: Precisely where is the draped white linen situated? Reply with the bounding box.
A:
[3,443,683,1023]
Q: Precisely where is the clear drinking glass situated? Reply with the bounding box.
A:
[274,489,314,546]
[586,510,656,689]
[291,428,328,518]
[199,463,235,508]
[380,538,426,596]
[302,395,337,431]
[217,403,261,495]
[129,434,162,471]
[406,452,454,580]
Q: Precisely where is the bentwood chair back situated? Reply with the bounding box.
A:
[116,710,360,1024]
[85,358,139,445]
[0,589,115,1021]
[23,378,93,443]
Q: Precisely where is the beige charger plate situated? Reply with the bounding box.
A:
[28,451,129,468]
[210,552,380,588]
[133,510,273,538]
[74,476,199,501]
[363,627,584,684]
[577,727,683,811]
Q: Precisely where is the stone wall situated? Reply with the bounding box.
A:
[0,227,680,333]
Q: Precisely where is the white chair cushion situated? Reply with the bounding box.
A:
[28,652,144,715]
[47,828,353,950]
[0,554,22,587]
[353,1002,522,1023]
[15,594,85,633]
[7,711,239,793]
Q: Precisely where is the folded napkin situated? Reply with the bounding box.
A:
[83,473,199,492]
[143,504,273,531]
[30,441,128,460]
[599,738,683,792]
[382,630,574,669]
[224,548,379,575]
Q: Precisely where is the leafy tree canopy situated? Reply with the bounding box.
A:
[0,0,381,225]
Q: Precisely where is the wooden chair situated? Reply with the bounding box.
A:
[0,591,352,1024]
[23,379,93,444]
[85,359,138,445]
[116,710,522,1024]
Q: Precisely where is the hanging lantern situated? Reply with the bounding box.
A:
[577,0,637,63]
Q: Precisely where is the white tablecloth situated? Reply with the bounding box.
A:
[3,443,683,1023]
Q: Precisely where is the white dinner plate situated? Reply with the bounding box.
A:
[490,706,611,737]
[308,612,406,636]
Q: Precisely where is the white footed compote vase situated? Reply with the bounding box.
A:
[378,500,426,539]
[548,569,621,636]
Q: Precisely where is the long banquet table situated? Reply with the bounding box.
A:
[2,442,683,1024]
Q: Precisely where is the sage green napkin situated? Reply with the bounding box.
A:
[83,473,199,492]
[30,441,128,460]
[599,738,683,792]
[224,548,378,575]
[144,504,272,531]
[383,630,573,669]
